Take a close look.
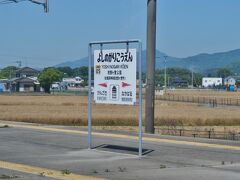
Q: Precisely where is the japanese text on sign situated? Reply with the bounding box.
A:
[94,49,136,105]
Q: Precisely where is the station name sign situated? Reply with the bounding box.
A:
[94,49,136,105]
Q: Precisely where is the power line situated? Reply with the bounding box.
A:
[0,0,49,13]
[0,54,68,61]
[0,0,27,5]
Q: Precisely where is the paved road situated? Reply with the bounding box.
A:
[0,121,240,180]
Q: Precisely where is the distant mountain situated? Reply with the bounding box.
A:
[55,49,240,73]
[55,57,89,68]
[179,49,240,72]
[55,50,181,71]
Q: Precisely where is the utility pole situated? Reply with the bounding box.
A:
[9,68,12,94]
[145,0,157,134]
[44,0,49,13]
[30,0,49,13]
[15,61,22,68]
[191,69,194,88]
[164,55,167,92]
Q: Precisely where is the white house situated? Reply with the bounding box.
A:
[224,76,236,86]
[51,82,61,90]
[51,81,68,90]
[62,77,84,88]
[202,77,222,88]
[8,67,41,92]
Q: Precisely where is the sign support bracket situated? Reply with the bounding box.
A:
[88,39,142,157]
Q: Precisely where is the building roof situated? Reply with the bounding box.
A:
[202,77,222,79]
[15,67,39,74]
[224,76,235,80]
[171,77,188,83]
[0,79,8,83]
[12,77,38,83]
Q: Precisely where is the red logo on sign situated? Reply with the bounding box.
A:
[98,83,107,88]
[122,82,131,88]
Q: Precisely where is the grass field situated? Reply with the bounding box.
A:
[0,90,240,131]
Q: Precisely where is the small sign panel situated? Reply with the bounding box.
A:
[94,49,136,105]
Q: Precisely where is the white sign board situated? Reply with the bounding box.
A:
[94,49,136,105]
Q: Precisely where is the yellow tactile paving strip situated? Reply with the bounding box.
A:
[0,123,240,151]
[0,160,105,180]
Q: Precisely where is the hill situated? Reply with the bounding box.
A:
[55,57,89,68]
[55,49,240,73]
[55,50,179,71]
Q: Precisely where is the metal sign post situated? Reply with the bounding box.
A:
[88,40,142,157]
[138,42,143,157]
[88,44,93,149]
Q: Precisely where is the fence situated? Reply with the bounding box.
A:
[156,94,240,107]
[155,128,240,141]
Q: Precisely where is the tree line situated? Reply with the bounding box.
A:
[0,65,237,93]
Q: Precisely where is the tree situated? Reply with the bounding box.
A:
[216,68,234,78]
[56,66,74,77]
[155,67,203,87]
[73,66,88,79]
[0,66,18,79]
[38,67,62,93]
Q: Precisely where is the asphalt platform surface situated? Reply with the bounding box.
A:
[0,121,240,180]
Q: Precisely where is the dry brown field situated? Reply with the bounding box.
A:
[0,90,240,132]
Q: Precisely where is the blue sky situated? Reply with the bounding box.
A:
[1,0,240,68]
